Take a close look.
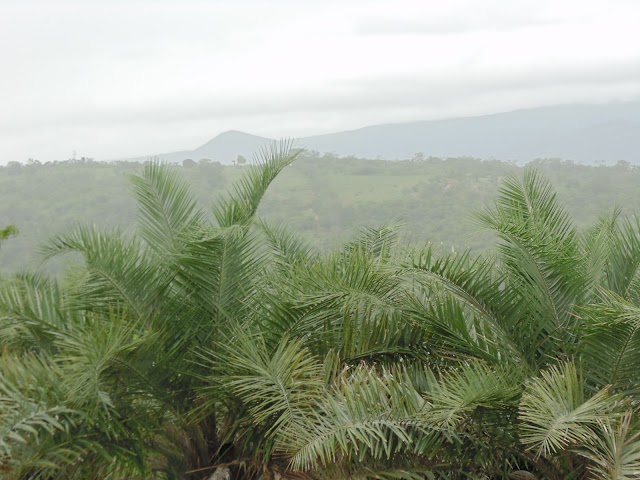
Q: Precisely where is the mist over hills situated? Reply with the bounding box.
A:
[138,130,273,164]
[121,101,640,164]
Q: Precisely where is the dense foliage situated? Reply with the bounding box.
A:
[2,144,640,479]
[2,154,640,272]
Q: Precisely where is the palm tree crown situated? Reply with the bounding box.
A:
[2,144,640,479]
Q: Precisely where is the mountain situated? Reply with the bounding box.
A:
[300,101,640,163]
[118,131,272,164]
[119,101,640,164]
[190,130,272,161]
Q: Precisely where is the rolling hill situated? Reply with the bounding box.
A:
[117,100,640,165]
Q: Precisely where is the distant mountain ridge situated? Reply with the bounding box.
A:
[124,131,272,164]
[117,101,640,164]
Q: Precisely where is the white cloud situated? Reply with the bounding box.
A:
[1,0,639,162]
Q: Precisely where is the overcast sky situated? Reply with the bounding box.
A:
[1,0,640,163]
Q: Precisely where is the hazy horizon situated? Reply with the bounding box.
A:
[2,0,640,163]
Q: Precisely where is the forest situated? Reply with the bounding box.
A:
[2,142,640,479]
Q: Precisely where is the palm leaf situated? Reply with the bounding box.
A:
[129,161,205,256]
[344,222,402,262]
[422,361,521,429]
[41,224,164,319]
[519,362,617,458]
[213,139,300,227]
[0,274,70,353]
[475,170,587,365]
[402,245,529,368]
[580,293,640,395]
[601,215,640,301]
[53,309,158,416]
[277,247,425,362]
[0,353,81,478]
[584,411,640,480]
[196,329,325,463]
[581,207,623,297]
[255,219,318,268]
[287,366,432,472]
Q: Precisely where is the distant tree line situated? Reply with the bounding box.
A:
[1,152,640,273]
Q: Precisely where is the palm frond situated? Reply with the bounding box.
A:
[402,245,529,368]
[196,329,325,463]
[53,309,158,416]
[41,224,163,318]
[601,215,640,301]
[475,170,586,365]
[256,219,318,268]
[277,247,426,363]
[344,222,402,262]
[519,362,617,458]
[213,139,300,228]
[129,160,205,255]
[583,411,640,480]
[0,318,168,478]
[580,293,640,396]
[287,366,432,473]
[422,361,521,429]
[160,225,270,359]
[581,207,623,296]
[0,273,70,353]
[0,353,81,479]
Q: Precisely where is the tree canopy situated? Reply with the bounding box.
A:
[2,146,640,479]
[2,153,640,273]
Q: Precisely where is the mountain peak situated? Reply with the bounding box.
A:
[215,129,259,138]
[191,130,273,163]
[121,99,640,165]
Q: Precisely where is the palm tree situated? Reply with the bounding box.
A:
[0,142,304,478]
[2,147,640,480]
[396,171,640,478]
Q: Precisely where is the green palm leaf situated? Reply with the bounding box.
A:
[130,161,205,256]
[584,411,640,480]
[213,139,300,227]
[0,353,81,479]
[475,170,587,365]
[580,293,640,395]
[287,366,431,473]
[0,274,70,353]
[196,329,325,464]
[403,246,529,368]
[41,224,164,318]
[600,216,640,301]
[422,361,521,429]
[519,362,616,458]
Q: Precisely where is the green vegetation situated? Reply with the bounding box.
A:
[1,154,640,272]
[0,225,17,244]
[2,144,640,479]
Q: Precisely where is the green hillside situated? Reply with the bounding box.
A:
[2,154,640,272]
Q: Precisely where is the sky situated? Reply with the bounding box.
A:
[1,0,640,163]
